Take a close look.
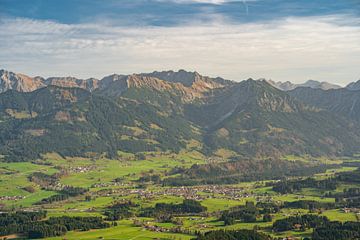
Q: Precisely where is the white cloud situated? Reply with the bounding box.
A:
[0,15,359,84]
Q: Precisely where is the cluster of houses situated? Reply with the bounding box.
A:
[0,195,25,201]
[342,207,360,214]
[93,185,266,203]
[67,165,96,173]
[91,181,128,188]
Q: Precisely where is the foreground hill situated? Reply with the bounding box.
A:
[0,69,360,161]
[0,86,197,161]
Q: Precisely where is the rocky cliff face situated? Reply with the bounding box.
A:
[95,71,233,102]
[0,70,46,93]
[0,69,231,101]
[142,70,230,89]
[0,70,101,93]
[45,77,99,92]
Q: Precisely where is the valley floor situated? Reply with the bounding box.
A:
[1,151,360,240]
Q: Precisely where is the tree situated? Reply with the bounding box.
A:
[135,153,146,160]
[224,216,235,226]
[263,214,272,222]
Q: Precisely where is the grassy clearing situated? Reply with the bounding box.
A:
[46,220,193,240]
[322,209,358,222]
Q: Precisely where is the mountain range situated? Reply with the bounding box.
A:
[266,79,342,91]
[1,69,360,162]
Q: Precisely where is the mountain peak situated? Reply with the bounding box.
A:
[346,79,360,91]
[268,79,341,91]
[143,69,200,87]
[0,69,45,93]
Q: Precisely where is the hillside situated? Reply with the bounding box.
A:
[0,86,198,161]
[346,80,360,91]
[186,80,360,158]
[289,87,360,122]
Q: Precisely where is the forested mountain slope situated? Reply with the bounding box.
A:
[1,69,360,161]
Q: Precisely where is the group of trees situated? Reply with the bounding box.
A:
[283,200,335,211]
[272,214,329,232]
[220,202,258,225]
[271,177,337,194]
[104,201,137,221]
[137,174,161,184]
[312,221,360,240]
[336,168,360,183]
[28,172,58,187]
[36,186,88,205]
[220,202,275,226]
[195,229,272,240]
[333,188,360,208]
[140,199,207,218]
[0,211,109,238]
[163,159,331,186]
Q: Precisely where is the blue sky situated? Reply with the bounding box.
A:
[0,0,359,84]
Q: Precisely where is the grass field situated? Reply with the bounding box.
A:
[46,220,194,240]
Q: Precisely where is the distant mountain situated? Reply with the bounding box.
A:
[346,80,360,91]
[1,69,359,161]
[0,69,100,93]
[0,69,45,93]
[45,77,99,92]
[142,69,231,88]
[0,69,230,95]
[289,87,360,122]
[267,79,342,91]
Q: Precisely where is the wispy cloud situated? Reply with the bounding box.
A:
[0,13,359,84]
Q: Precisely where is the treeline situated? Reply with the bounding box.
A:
[0,211,46,227]
[137,174,161,184]
[220,201,276,226]
[28,172,58,187]
[195,229,272,240]
[283,200,334,210]
[312,221,360,240]
[0,211,109,238]
[104,201,137,221]
[328,168,360,207]
[221,202,258,225]
[331,187,360,208]
[140,199,207,218]
[272,214,360,240]
[336,167,360,183]
[36,186,88,204]
[272,214,329,232]
[270,177,337,194]
[163,159,331,186]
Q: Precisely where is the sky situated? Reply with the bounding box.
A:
[0,0,359,84]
